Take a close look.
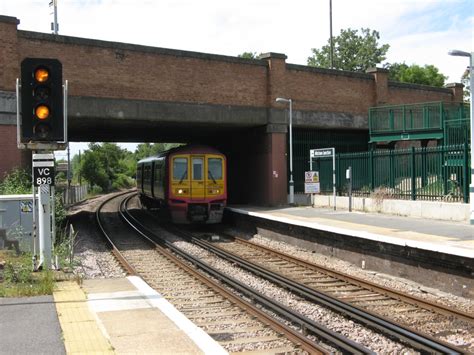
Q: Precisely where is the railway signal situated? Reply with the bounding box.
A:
[20,58,64,143]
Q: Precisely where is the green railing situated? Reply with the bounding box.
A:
[300,144,470,202]
[369,101,469,144]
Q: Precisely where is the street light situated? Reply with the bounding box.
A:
[276,97,294,205]
[448,49,473,225]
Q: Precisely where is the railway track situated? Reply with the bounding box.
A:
[123,196,469,354]
[151,227,466,354]
[97,192,370,353]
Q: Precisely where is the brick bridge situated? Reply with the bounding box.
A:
[0,15,464,206]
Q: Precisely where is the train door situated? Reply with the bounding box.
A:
[191,156,205,201]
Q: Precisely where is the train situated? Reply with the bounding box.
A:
[136,145,227,224]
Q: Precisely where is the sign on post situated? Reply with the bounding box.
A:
[304,171,320,194]
[33,154,55,186]
[309,147,336,210]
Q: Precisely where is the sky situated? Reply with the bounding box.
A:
[1,0,472,158]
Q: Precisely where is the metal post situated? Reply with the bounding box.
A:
[276,97,294,205]
[329,0,334,69]
[347,166,352,212]
[289,99,294,205]
[52,0,58,34]
[448,49,473,224]
[469,54,474,225]
[38,184,52,270]
[67,144,71,205]
[332,148,336,210]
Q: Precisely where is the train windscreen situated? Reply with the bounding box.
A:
[208,158,223,180]
[173,158,188,181]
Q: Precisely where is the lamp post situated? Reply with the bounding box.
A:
[276,97,294,205]
[448,49,473,224]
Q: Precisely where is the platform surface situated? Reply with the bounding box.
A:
[227,205,474,258]
[1,277,227,355]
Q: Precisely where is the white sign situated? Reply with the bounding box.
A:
[304,171,320,194]
[305,182,320,194]
[310,148,334,158]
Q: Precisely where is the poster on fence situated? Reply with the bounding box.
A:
[304,171,320,194]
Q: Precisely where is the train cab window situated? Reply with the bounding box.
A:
[208,158,223,180]
[173,158,188,181]
[192,158,203,180]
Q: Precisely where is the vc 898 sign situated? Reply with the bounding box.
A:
[33,165,55,187]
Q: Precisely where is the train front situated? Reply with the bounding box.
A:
[168,149,227,224]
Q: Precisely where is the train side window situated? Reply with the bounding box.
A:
[192,158,203,180]
[208,158,222,180]
[155,161,161,181]
[173,158,188,181]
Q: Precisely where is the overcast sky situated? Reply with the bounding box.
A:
[2,0,472,157]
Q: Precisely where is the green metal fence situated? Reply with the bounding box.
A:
[292,128,369,193]
[305,144,470,202]
[369,101,470,145]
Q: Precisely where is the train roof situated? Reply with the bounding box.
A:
[137,145,223,165]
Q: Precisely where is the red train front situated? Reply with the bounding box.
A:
[137,145,227,224]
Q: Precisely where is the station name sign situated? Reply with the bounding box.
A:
[310,148,334,158]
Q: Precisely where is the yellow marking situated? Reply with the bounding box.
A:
[54,282,114,354]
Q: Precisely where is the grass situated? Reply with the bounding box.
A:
[0,250,55,297]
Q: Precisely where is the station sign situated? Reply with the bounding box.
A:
[310,148,334,158]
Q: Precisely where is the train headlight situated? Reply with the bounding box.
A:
[176,188,187,195]
[178,189,183,194]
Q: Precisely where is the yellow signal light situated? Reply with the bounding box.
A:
[34,68,49,83]
[35,105,50,120]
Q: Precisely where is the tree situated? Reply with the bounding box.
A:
[461,68,470,103]
[79,151,108,191]
[134,143,181,161]
[238,52,258,59]
[385,62,447,87]
[307,28,389,72]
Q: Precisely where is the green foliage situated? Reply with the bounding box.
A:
[238,52,258,59]
[461,69,470,103]
[0,251,54,297]
[80,149,109,190]
[386,62,447,87]
[0,168,32,195]
[112,173,134,190]
[307,28,389,72]
[134,143,181,161]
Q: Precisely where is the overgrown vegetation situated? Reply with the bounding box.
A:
[0,168,32,195]
[0,168,70,296]
[0,251,55,297]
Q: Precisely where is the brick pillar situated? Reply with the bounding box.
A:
[366,67,389,105]
[258,53,289,205]
[445,83,464,102]
[0,15,29,180]
[0,15,20,91]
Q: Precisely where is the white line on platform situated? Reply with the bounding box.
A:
[127,276,228,355]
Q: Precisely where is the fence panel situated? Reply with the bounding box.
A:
[301,144,469,202]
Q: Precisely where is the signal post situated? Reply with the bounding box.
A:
[17,57,67,270]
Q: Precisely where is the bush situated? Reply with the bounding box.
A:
[112,173,134,189]
[0,168,32,195]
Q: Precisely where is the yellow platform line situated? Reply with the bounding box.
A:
[54,281,114,354]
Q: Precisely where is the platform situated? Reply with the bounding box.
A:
[226,205,474,257]
[1,277,227,355]
[225,205,473,298]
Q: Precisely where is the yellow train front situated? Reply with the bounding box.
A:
[137,145,227,224]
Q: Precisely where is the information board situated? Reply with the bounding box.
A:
[304,171,320,194]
